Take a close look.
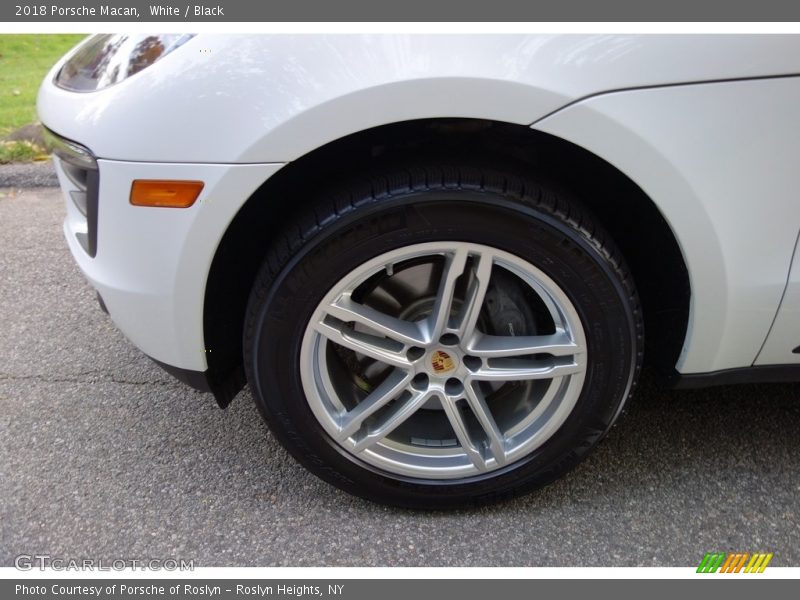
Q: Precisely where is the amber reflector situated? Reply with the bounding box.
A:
[130,180,204,208]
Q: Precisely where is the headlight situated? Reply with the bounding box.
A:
[55,34,194,92]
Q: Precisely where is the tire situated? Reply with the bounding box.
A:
[243,164,642,508]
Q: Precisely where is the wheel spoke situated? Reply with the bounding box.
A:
[467,329,582,358]
[335,369,412,441]
[427,247,469,340]
[454,251,494,342]
[439,395,491,472]
[521,377,564,428]
[463,383,507,466]
[326,294,426,346]
[470,358,583,381]
[352,388,434,452]
[312,318,410,368]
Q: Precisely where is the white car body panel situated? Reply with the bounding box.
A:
[37,34,800,377]
[39,34,800,164]
[534,77,800,372]
[756,234,800,366]
[57,157,281,370]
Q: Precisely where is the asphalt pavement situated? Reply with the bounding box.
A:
[0,161,59,188]
[1,186,799,567]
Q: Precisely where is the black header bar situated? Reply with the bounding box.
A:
[4,0,800,22]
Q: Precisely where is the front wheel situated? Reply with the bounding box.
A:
[244,165,642,508]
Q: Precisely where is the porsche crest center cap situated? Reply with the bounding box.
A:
[431,350,456,374]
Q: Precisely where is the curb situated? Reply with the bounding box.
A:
[0,160,59,188]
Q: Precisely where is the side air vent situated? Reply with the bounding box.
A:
[44,128,100,257]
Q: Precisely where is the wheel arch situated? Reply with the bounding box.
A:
[203,118,690,406]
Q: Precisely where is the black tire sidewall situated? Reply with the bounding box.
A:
[246,189,637,507]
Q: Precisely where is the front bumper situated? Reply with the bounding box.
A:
[49,130,282,383]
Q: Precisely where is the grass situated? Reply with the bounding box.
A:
[0,34,86,136]
[0,140,49,163]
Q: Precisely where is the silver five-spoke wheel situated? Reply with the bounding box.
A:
[301,241,587,479]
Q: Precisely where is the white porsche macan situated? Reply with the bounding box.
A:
[38,34,800,507]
